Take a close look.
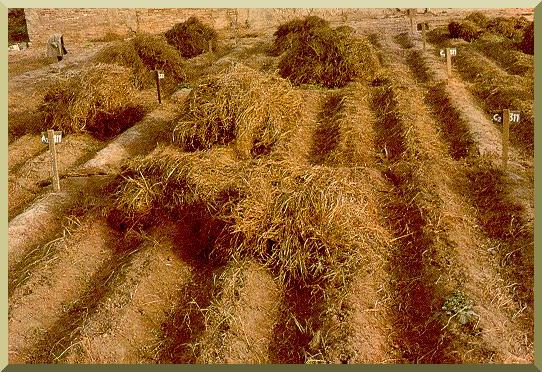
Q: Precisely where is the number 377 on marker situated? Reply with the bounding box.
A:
[492,111,520,124]
[440,48,457,57]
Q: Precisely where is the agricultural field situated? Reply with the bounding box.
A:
[7,8,534,364]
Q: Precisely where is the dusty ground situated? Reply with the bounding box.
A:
[8,8,534,364]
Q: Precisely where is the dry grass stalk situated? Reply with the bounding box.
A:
[173,63,303,159]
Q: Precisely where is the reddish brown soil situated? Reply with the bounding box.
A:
[8,8,534,364]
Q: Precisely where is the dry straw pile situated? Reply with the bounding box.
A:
[165,16,218,58]
[109,145,244,227]
[271,16,379,88]
[93,33,185,94]
[173,63,303,158]
[447,14,532,44]
[221,162,387,288]
[110,148,387,288]
[447,20,483,42]
[39,63,145,139]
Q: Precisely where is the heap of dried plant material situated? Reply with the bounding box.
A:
[270,15,329,56]
[109,144,389,289]
[107,145,245,230]
[173,63,303,158]
[165,16,218,58]
[39,63,145,139]
[465,11,489,27]
[272,16,379,88]
[447,20,483,42]
[486,16,530,41]
[217,161,388,288]
[93,33,186,94]
[519,21,534,55]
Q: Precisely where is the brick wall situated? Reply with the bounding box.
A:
[24,8,402,44]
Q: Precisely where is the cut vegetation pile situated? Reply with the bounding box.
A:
[224,163,388,288]
[446,13,532,44]
[109,144,388,290]
[93,33,186,94]
[165,16,218,58]
[271,16,379,88]
[173,63,303,158]
[447,20,483,42]
[108,145,244,231]
[39,64,145,140]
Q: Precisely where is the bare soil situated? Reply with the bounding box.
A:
[8,8,534,364]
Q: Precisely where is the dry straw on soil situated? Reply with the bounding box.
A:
[93,33,186,94]
[108,144,244,230]
[165,16,218,58]
[447,20,483,42]
[218,162,388,288]
[173,63,303,159]
[453,51,533,154]
[39,64,145,139]
[272,16,380,88]
[109,144,388,289]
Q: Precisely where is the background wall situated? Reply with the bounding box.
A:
[24,8,405,44]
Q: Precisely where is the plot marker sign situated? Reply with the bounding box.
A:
[42,130,62,192]
[440,48,457,79]
[492,110,520,124]
[155,69,165,104]
[492,109,519,170]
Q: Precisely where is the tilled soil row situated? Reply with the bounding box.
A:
[8,133,102,221]
[420,33,534,158]
[8,134,46,173]
[407,34,533,222]
[373,32,533,362]
[9,216,130,363]
[396,33,534,337]
[56,224,193,364]
[304,83,396,364]
[8,99,184,273]
[262,82,397,364]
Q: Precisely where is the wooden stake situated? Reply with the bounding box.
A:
[446,47,452,79]
[422,24,426,51]
[234,10,239,45]
[502,109,510,169]
[155,70,162,104]
[47,129,60,192]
